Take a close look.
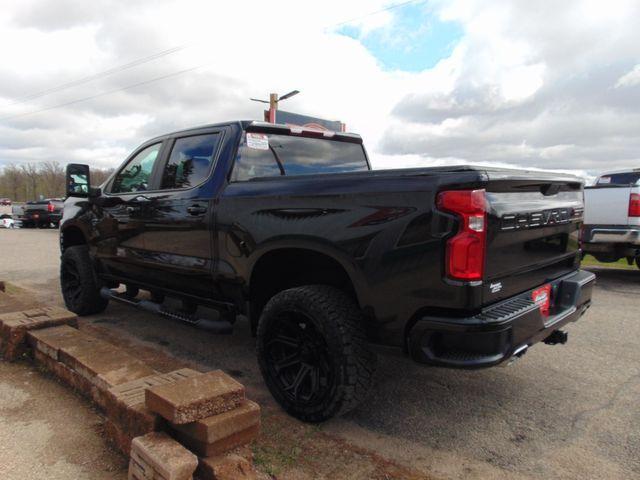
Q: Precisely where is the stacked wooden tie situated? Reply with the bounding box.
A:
[27,325,261,479]
[0,305,261,480]
[0,306,78,360]
[142,370,261,480]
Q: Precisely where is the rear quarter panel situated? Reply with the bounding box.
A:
[215,169,486,346]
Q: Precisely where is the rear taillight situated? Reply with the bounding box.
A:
[437,189,487,281]
[629,193,640,217]
[47,202,55,213]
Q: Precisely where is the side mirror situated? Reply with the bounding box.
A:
[66,163,91,198]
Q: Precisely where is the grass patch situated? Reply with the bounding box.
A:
[581,254,637,270]
[253,443,303,477]
[2,282,22,294]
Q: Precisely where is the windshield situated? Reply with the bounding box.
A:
[232,133,369,181]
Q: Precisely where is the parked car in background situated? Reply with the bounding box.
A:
[0,215,19,228]
[19,199,64,228]
[11,204,24,218]
[59,120,595,422]
[582,168,640,268]
[0,198,11,205]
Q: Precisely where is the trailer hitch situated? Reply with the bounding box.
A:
[544,330,568,345]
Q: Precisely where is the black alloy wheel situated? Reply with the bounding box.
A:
[263,310,334,407]
[60,245,109,315]
[257,285,376,422]
[61,256,83,305]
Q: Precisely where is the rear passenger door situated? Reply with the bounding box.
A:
[141,129,224,299]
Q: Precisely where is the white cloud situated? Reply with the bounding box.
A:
[499,63,545,102]
[616,64,640,88]
[382,0,640,175]
[0,0,638,179]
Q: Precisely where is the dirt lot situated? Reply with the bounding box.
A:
[1,228,639,479]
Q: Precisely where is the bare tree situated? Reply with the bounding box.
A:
[91,168,115,187]
[40,161,65,198]
[0,163,116,201]
[1,164,23,201]
[20,163,40,200]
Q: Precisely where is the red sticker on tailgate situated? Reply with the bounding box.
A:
[532,284,551,316]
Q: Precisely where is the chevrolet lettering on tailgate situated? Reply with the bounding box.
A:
[501,208,583,231]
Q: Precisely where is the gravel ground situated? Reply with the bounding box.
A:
[0,362,127,480]
[1,228,639,479]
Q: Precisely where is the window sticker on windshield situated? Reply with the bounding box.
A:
[598,176,611,184]
[246,133,269,150]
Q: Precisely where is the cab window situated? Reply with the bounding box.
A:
[597,172,640,186]
[231,133,368,182]
[111,143,162,193]
[160,133,220,189]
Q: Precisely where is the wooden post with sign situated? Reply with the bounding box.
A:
[268,93,278,123]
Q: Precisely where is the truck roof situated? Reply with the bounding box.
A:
[144,120,362,145]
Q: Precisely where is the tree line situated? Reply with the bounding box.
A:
[0,162,114,202]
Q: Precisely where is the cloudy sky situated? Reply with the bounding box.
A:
[1,0,639,178]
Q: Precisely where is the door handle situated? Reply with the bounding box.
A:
[187,205,207,216]
[126,195,152,214]
[130,195,151,204]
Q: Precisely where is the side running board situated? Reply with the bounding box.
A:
[100,287,233,334]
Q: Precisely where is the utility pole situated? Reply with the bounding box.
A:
[269,93,278,123]
[251,90,300,123]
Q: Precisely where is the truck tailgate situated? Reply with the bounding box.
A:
[483,171,583,304]
[584,186,633,225]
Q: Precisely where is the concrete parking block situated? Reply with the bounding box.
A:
[103,417,134,456]
[30,325,164,408]
[57,335,156,391]
[196,452,256,480]
[146,370,244,424]
[0,306,77,360]
[173,423,260,457]
[128,458,151,480]
[27,324,84,360]
[129,432,198,480]
[105,369,202,438]
[171,399,260,444]
[33,349,98,405]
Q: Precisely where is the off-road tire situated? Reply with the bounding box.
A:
[60,245,109,315]
[257,285,376,422]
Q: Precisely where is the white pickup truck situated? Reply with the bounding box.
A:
[582,168,640,268]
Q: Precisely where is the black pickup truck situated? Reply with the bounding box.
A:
[60,120,595,421]
[21,198,64,228]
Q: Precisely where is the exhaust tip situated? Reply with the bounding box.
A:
[501,344,528,367]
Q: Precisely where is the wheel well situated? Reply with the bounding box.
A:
[61,226,87,251]
[249,248,357,331]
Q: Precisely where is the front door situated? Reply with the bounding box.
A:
[139,130,224,299]
[96,141,165,285]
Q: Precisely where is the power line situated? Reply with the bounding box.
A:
[326,0,426,30]
[2,1,424,121]
[0,44,191,109]
[1,61,210,122]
